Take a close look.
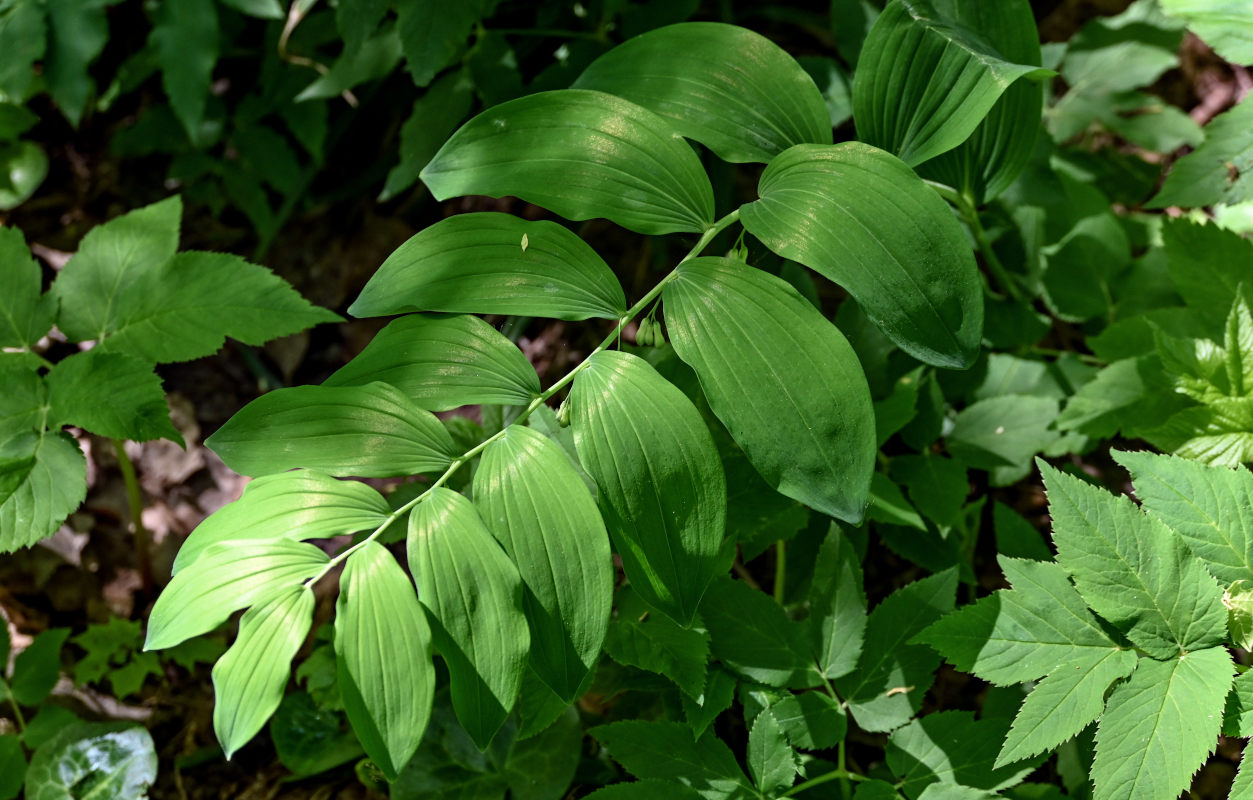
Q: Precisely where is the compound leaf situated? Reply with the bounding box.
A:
[701,577,814,688]
[887,711,1042,798]
[0,432,87,554]
[149,0,218,143]
[1151,94,1253,209]
[0,226,54,348]
[45,349,180,443]
[603,586,710,700]
[747,709,798,796]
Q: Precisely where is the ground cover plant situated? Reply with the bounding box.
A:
[3,1,1253,799]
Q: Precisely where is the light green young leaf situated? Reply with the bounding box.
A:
[887,711,1042,798]
[603,586,710,700]
[397,0,491,87]
[24,722,156,800]
[747,709,798,797]
[665,257,875,523]
[1234,753,1253,800]
[1226,579,1253,649]
[336,542,435,780]
[1151,95,1253,209]
[350,213,626,320]
[380,69,475,201]
[740,143,983,369]
[1092,648,1233,800]
[590,721,756,800]
[206,382,458,478]
[1148,397,1253,466]
[1057,1,1183,95]
[45,350,180,443]
[808,524,867,680]
[701,578,815,688]
[570,351,726,625]
[149,0,218,143]
[173,469,390,573]
[573,22,831,163]
[325,314,540,411]
[407,488,529,750]
[1042,462,1228,659]
[422,90,715,236]
[474,425,613,702]
[853,0,1051,168]
[0,433,87,554]
[213,586,315,759]
[0,226,55,348]
[145,539,328,650]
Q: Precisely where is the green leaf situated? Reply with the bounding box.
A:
[992,502,1053,562]
[325,314,540,411]
[0,1,45,101]
[52,196,181,343]
[1151,94,1253,209]
[336,541,435,779]
[0,141,48,210]
[96,251,340,363]
[145,539,328,650]
[947,395,1060,474]
[474,425,613,702]
[21,706,81,752]
[422,90,715,236]
[0,735,23,800]
[11,628,70,706]
[502,706,582,800]
[380,69,475,201]
[808,525,867,680]
[1160,1,1253,74]
[741,142,982,369]
[24,723,156,800]
[854,780,903,800]
[149,0,218,143]
[853,0,1051,168]
[296,25,402,101]
[213,586,315,759]
[0,226,54,348]
[349,213,626,320]
[665,257,874,522]
[573,22,831,163]
[397,0,491,87]
[682,669,737,738]
[869,472,926,530]
[1092,648,1233,800]
[770,691,847,750]
[747,708,797,796]
[173,469,390,573]
[583,782,705,800]
[45,350,180,443]
[408,488,530,750]
[835,569,956,733]
[603,586,710,699]
[206,382,458,478]
[269,692,364,777]
[43,0,109,127]
[892,454,968,529]
[1226,579,1253,649]
[1042,461,1228,658]
[590,721,756,800]
[0,432,87,554]
[219,0,284,18]
[1160,219,1253,316]
[72,616,142,687]
[701,578,814,688]
[571,351,726,625]
[1224,670,1253,737]
[336,0,391,58]
[887,711,1042,798]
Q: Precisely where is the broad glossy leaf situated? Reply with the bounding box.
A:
[1042,462,1228,659]
[213,586,315,758]
[325,314,540,411]
[590,721,756,800]
[809,525,867,680]
[45,350,180,443]
[349,213,626,320]
[603,586,710,699]
[665,257,874,522]
[149,0,217,143]
[1160,0,1253,65]
[1092,648,1232,800]
[573,22,831,163]
[207,382,458,478]
[407,488,529,749]
[1151,95,1253,209]
[853,0,1051,167]
[887,712,1041,798]
[741,143,982,368]
[24,723,156,800]
[145,539,328,650]
[336,542,435,779]
[474,425,613,701]
[174,469,390,573]
[570,350,726,624]
[422,90,715,235]
[0,432,87,554]
[0,226,54,348]
[702,578,814,687]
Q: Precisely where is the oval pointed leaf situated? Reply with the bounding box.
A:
[421,89,715,235]
[0,226,55,348]
[173,470,390,573]
[741,142,983,368]
[335,541,434,779]
[324,314,540,411]
[349,213,626,320]
[852,0,1051,167]
[407,488,530,749]
[212,586,315,759]
[0,432,86,554]
[145,539,328,650]
[573,22,831,163]
[665,257,875,522]
[474,425,613,701]
[206,382,458,477]
[570,350,726,624]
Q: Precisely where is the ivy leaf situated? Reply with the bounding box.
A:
[603,586,710,700]
[701,578,815,688]
[741,143,982,369]
[0,432,87,554]
[573,22,831,163]
[422,90,715,236]
[324,314,540,411]
[397,0,491,87]
[0,226,55,348]
[747,709,798,796]
[590,721,756,800]
[808,525,867,680]
[149,0,218,144]
[24,723,156,799]
[1092,648,1233,800]
[1151,95,1253,209]
[206,382,458,478]
[45,350,181,443]
[665,257,875,523]
[886,711,1042,799]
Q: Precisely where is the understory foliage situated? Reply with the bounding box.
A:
[4,0,1253,799]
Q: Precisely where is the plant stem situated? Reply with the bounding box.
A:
[773,540,786,604]
[306,210,742,584]
[113,439,154,595]
[781,765,869,797]
[927,180,1024,303]
[6,690,25,733]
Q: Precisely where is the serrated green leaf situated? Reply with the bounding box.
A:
[206,382,458,478]
[502,705,582,800]
[665,257,874,523]
[11,628,70,707]
[1160,219,1253,316]
[682,668,737,738]
[72,616,142,687]
[570,351,726,625]
[0,226,54,348]
[747,708,797,796]
[325,314,540,411]
[854,780,902,800]
[0,432,87,554]
[590,721,755,800]
[1150,396,1253,466]
[573,22,831,163]
[1160,0,1253,64]
[891,454,968,529]
[474,425,612,702]
[145,539,328,650]
[408,488,529,750]
[701,578,814,688]
[808,524,867,680]
[213,586,315,759]
[1042,461,1228,658]
[422,90,714,236]
[947,396,1060,474]
[1233,752,1253,800]
[397,0,491,87]
[149,0,217,143]
[173,469,390,573]
[45,350,180,443]
[887,711,1042,799]
[24,722,156,800]
[740,143,982,369]
[769,691,847,750]
[1151,95,1253,209]
[1092,647,1232,800]
[336,541,434,779]
[1226,579,1253,649]
[603,586,710,699]
[350,213,626,320]
[1223,670,1253,737]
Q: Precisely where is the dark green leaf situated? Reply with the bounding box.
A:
[397,0,491,87]
[682,668,737,738]
[296,26,402,101]
[892,454,968,528]
[0,141,48,210]
[0,226,54,348]
[808,524,867,680]
[149,0,218,143]
[0,1,45,101]
[337,0,391,56]
[24,723,156,800]
[702,578,814,688]
[947,396,1060,473]
[1161,219,1253,316]
[1151,92,1252,209]
[269,692,363,777]
[380,69,474,201]
[769,691,847,750]
[502,707,582,800]
[45,350,180,443]
[590,721,756,800]
[44,0,110,126]
[603,586,710,699]
[11,628,70,707]
[887,712,1041,798]
[0,735,22,800]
